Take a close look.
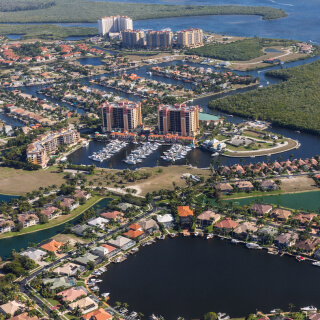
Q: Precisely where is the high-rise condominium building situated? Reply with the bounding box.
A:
[98,16,133,35]
[177,28,203,48]
[101,101,143,133]
[146,31,173,48]
[157,104,200,137]
[122,30,145,48]
[27,128,80,168]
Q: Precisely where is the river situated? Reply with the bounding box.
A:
[99,236,320,319]
[0,197,111,259]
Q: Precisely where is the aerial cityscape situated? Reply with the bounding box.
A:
[0,0,319,320]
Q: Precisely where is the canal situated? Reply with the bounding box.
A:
[99,236,320,319]
[228,191,320,212]
[0,197,111,259]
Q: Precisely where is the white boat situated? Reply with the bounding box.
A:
[91,286,99,291]
[312,261,320,267]
[270,309,280,314]
[206,233,213,239]
[246,243,262,249]
[301,306,317,312]
[101,292,110,298]
[231,239,240,244]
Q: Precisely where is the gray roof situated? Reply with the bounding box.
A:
[72,224,91,235]
[43,276,74,290]
[107,235,135,248]
[74,253,99,265]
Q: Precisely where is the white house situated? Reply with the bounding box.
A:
[87,217,109,230]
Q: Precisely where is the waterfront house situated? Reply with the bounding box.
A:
[74,253,100,266]
[260,180,279,191]
[72,224,91,236]
[124,223,146,241]
[156,214,175,228]
[60,198,79,211]
[294,238,320,253]
[177,206,194,228]
[17,214,39,228]
[41,206,61,220]
[101,244,119,258]
[69,296,98,314]
[235,181,254,192]
[106,236,136,251]
[53,263,85,276]
[233,222,258,238]
[41,240,64,252]
[271,208,292,221]
[214,218,238,232]
[100,210,124,221]
[43,276,75,290]
[87,217,109,230]
[57,287,88,302]
[274,232,299,248]
[8,312,39,320]
[197,211,221,227]
[0,219,15,233]
[74,190,91,200]
[82,308,113,320]
[138,219,159,234]
[258,226,277,242]
[215,183,233,194]
[249,204,273,216]
[117,202,140,212]
[309,313,320,320]
[20,248,46,262]
[0,301,25,316]
[90,246,109,258]
[292,212,317,225]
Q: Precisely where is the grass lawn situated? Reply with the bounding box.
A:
[0,166,65,195]
[47,298,60,307]
[222,189,284,200]
[0,195,103,239]
[76,280,86,287]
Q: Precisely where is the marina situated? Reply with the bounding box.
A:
[161,144,193,162]
[123,142,160,165]
[88,140,128,162]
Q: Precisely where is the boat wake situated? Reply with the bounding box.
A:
[269,0,294,6]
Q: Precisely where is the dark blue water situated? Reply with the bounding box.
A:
[6,34,22,40]
[0,112,24,127]
[100,236,320,319]
[0,194,19,203]
[77,57,104,66]
[0,198,111,259]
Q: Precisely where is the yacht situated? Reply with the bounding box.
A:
[206,233,213,239]
[246,243,262,249]
[301,306,317,312]
[231,239,240,244]
[312,261,320,267]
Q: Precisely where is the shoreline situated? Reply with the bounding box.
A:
[0,196,104,240]
[223,189,320,200]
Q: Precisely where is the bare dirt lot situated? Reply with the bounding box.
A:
[279,176,319,193]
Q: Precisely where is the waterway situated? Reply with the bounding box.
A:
[229,190,320,211]
[99,236,320,319]
[0,194,19,203]
[0,197,111,259]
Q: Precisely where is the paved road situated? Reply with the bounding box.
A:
[18,199,156,317]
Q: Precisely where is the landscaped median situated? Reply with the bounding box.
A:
[0,195,103,240]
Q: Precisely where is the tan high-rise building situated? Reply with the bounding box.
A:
[146,31,173,48]
[98,16,133,36]
[177,28,203,48]
[27,128,80,168]
[101,101,142,133]
[122,30,145,48]
[157,103,200,137]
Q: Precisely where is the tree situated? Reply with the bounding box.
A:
[87,261,95,270]
[204,313,218,320]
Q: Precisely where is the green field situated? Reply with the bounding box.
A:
[209,60,320,134]
[0,0,287,23]
[186,38,296,61]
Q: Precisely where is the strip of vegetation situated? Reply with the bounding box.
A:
[185,38,296,61]
[0,24,97,40]
[0,0,287,23]
[208,60,320,134]
[0,1,55,12]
